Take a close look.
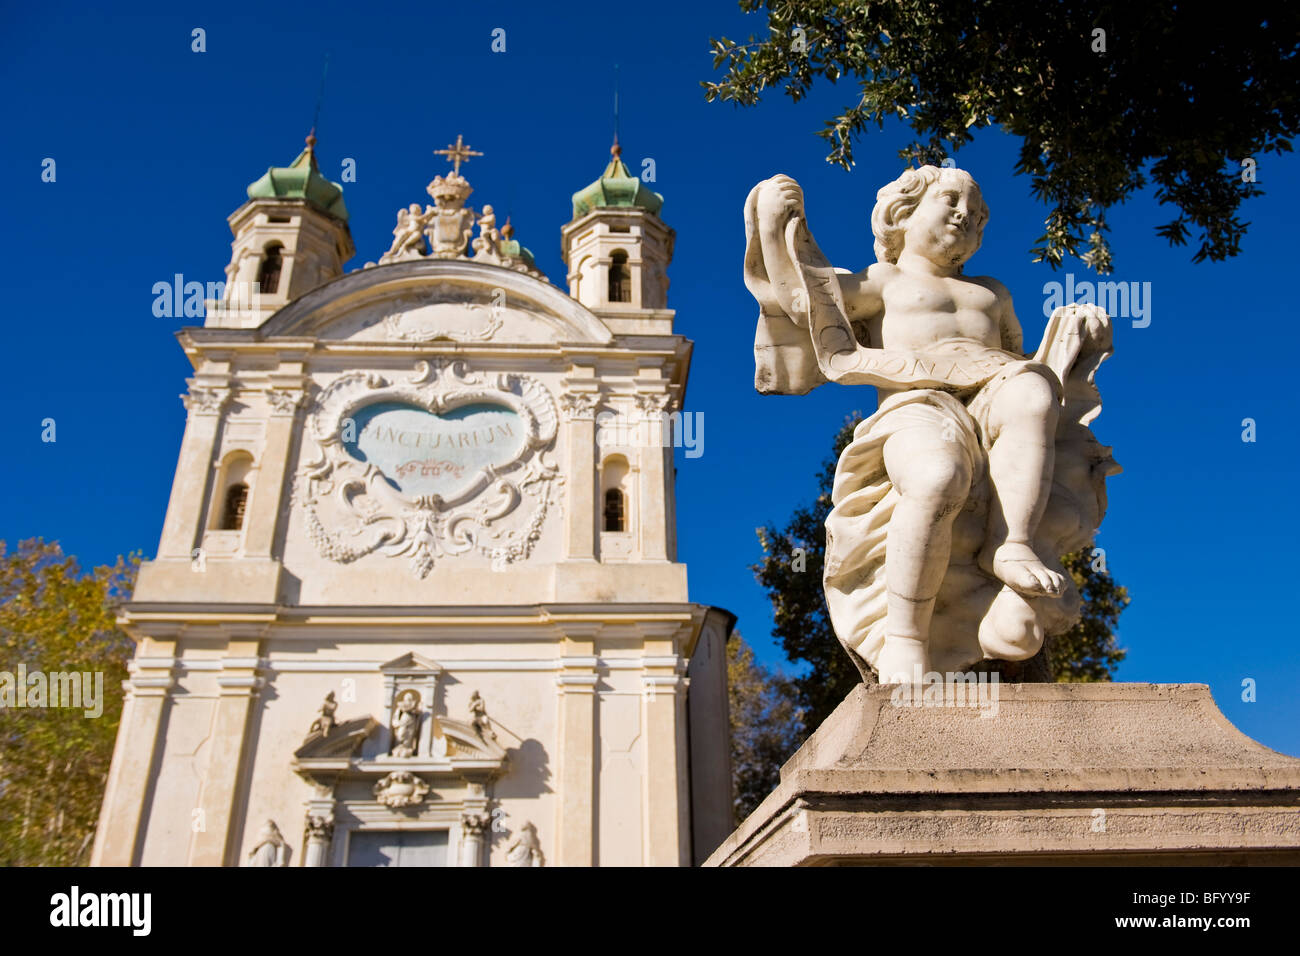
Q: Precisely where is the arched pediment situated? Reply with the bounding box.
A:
[259,259,613,345]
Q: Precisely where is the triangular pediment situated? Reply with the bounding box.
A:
[379,651,443,675]
[259,259,613,346]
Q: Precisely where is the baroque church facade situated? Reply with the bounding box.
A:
[91,134,735,867]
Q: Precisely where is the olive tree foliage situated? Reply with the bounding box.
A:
[704,2,1299,272]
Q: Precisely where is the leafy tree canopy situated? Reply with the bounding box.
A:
[727,631,805,823]
[705,2,1299,272]
[0,539,136,866]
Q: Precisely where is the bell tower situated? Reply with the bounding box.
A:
[561,140,675,333]
[212,133,354,329]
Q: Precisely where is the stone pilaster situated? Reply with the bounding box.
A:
[641,622,690,866]
[157,384,230,559]
[90,647,177,866]
[190,639,265,866]
[635,393,672,561]
[560,387,599,562]
[553,633,599,866]
[242,383,304,558]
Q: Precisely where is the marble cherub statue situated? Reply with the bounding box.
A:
[744,165,1119,683]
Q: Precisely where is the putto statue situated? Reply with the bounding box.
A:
[307,691,338,739]
[744,166,1119,684]
[381,203,434,263]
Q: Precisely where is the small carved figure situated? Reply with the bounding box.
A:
[307,691,337,739]
[390,688,421,758]
[505,821,544,867]
[469,690,497,741]
[382,203,431,262]
[472,203,500,260]
[247,820,288,867]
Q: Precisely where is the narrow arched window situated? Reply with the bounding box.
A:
[603,487,625,532]
[258,244,283,295]
[608,250,631,303]
[221,483,249,530]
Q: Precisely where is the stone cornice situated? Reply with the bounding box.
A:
[120,601,711,622]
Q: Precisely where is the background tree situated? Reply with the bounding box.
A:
[753,415,1128,734]
[727,631,805,823]
[0,539,136,866]
[705,2,1299,272]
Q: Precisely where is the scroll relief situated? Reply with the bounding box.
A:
[295,359,562,577]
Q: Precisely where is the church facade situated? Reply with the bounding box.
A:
[91,134,734,867]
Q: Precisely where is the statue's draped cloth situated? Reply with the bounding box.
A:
[744,183,1119,675]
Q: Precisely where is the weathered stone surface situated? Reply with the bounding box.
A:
[705,682,1300,866]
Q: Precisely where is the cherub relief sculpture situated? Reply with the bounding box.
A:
[744,166,1119,683]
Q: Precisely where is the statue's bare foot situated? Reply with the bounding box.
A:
[875,635,928,684]
[980,541,1065,597]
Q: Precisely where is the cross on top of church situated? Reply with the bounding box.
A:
[434,134,482,176]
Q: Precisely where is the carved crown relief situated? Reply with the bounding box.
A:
[295,358,562,577]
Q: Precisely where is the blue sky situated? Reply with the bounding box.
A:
[3,1,1298,756]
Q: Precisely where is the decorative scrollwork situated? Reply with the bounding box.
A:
[296,361,562,577]
[383,304,503,343]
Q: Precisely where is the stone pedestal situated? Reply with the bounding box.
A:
[705,683,1300,866]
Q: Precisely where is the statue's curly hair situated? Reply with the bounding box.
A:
[871,165,990,264]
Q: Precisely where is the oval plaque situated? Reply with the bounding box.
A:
[343,401,525,497]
